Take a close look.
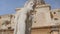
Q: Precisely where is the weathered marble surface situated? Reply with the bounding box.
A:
[14,0,34,34]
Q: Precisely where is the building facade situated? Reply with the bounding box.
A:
[0,14,15,34]
[0,0,60,34]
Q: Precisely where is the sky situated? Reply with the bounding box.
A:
[0,0,60,15]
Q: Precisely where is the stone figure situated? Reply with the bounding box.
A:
[14,0,34,34]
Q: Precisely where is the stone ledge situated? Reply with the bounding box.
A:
[35,4,51,9]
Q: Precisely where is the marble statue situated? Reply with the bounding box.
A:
[14,0,34,34]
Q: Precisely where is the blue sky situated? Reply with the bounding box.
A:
[0,0,60,15]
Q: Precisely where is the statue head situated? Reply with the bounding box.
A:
[24,0,34,10]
